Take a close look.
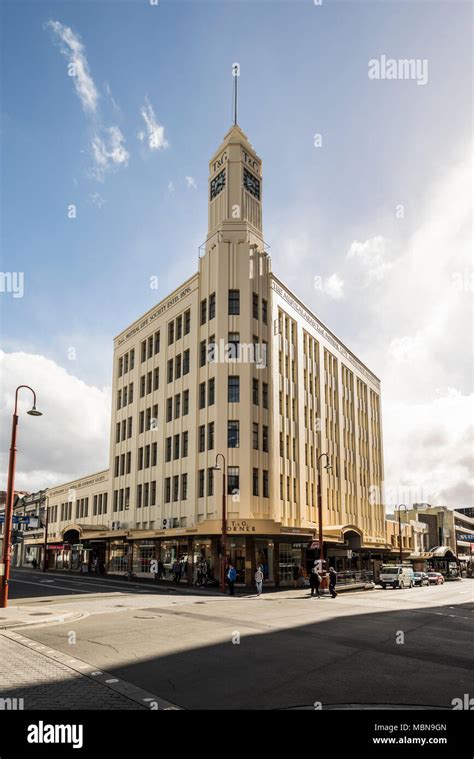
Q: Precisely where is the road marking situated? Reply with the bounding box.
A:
[9,578,89,594]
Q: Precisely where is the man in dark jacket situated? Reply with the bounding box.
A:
[309,561,321,598]
[329,566,338,598]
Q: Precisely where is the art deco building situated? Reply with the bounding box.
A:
[25,120,389,585]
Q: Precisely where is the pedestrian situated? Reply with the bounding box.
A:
[227,563,237,595]
[297,565,306,588]
[31,558,38,570]
[329,566,338,598]
[255,565,264,596]
[292,562,299,589]
[310,561,321,598]
[172,559,181,584]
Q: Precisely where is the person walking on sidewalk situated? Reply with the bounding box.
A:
[255,565,264,596]
[310,561,321,598]
[329,566,338,598]
[227,563,237,596]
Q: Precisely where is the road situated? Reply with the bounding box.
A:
[3,568,474,710]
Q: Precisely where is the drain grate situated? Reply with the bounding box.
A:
[28,612,53,617]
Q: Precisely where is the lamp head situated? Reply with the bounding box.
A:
[27,406,42,417]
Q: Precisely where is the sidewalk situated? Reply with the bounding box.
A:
[0,605,84,630]
[0,632,177,710]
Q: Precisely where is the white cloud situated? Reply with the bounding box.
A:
[347,235,394,283]
[322,273,344,300]
[89,192,106,208]
[0,351,110,492]
[186,176,197,189]
[138,97,168,151]
[168,181,175,192]
[90,126,129,180]
[46,20,99,114]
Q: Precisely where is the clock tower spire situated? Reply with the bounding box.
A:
[207,70,263,240]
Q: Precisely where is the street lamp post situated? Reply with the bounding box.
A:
[41,492,49,573]
[316,453,332,595]
[1,386,42,608]
[397,504,408,565]
[213,453,227,594]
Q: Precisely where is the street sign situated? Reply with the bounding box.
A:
[0,516,32,524]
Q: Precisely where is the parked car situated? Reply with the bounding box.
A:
[413,572,430,586]
[427,571,445,585]
[379,565,415,589]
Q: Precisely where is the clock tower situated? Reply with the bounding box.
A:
[207,123,263,240]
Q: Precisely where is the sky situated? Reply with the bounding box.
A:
[0,0,472,508]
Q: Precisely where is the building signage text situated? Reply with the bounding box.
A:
[271,280,380,388]
[116,286,194,348]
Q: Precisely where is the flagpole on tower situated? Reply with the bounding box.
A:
[232,63,240,125]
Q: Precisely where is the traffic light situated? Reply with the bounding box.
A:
[11,531,24,545]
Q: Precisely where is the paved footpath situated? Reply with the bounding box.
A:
[0,632,179,710]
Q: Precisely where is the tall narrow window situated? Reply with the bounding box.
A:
[262,299,268,324]
[184,309,191,335]
[208,422,214,450]
[262,382,268,409]
[154,331,160,354]
[228,376,240,403]
[181,473,188,501]
[262,424,268,453]
[253,423,259,450]
[208,378,215,405]
[199,382,206,409]
[228,420,240,448]
[253,468,259,496]
[183,390,189,415]
[173,475,179,501]
[199,425,205,453]
[198,470,205,498]
[200,299,207,325]
[176,315,182,340]
[263,470,269,498]
[167,359,173,383]
[207,468,214,496]
[209,292,216,320]
[253,292,259,320]
[141,340,146,363]
[183,349,190,374]
[228,289,240,315]
[228,467,240,495]
[253,378,259,405]
[168,321,175,345]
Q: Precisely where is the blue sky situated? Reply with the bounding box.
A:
[1,0,472,504]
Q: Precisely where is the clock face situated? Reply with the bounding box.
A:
[243,168,260,200]
[210,169,226,200]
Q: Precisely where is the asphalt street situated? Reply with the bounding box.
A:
[4,568,474,710]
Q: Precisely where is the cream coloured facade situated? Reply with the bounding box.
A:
[28,122,389,584]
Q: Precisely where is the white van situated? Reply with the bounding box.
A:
[379,565,414,589]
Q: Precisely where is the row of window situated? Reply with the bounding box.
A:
[139,405,159,434]
[200,293,216,325]
[199,378,216,408]
[167,350,190,382]
[253,293,268,324]
[117,383,134,410]
[199,467,239,496]
[115,451,132,477]
[141,331,161,363]
[116,417,133,443]
[198,422,214,452]
[165,432,189,461]
[93,492,108,516]
[138,443,159,469]
[253,468,269,497]
[168,309,191,346]
[118,348,135,378]
[140,369,159,398]
[164,474,188,503]
[166,390,190,422]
